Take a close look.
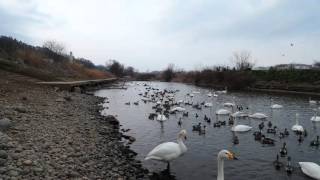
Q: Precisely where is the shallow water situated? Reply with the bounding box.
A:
[95,81,320,180]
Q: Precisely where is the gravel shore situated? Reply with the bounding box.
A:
[0,70,148,179]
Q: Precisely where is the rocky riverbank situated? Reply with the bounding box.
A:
[0,70,148,179]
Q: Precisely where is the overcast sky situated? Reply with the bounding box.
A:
[0,0,319,71]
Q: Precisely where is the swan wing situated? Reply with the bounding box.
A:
[145,142,181,161]
[299,162,320,179]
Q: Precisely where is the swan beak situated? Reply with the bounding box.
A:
[227,152,238,160]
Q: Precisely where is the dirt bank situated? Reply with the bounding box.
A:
[0,70,148,179]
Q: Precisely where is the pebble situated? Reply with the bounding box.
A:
[0,118,12,131]
[0,151,8,159]
[23,160,32,166]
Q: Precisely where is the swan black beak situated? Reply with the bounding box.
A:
[233,156,238,160]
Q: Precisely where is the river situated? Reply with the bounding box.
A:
[95,81,320,180]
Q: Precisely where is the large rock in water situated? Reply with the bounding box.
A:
[0,118,12,131]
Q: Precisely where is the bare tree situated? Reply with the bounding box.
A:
[230,50,255,71]
[162,63,175,82]
[43,40,66,55]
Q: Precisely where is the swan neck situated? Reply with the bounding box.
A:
[217,156,224,180]
[177,136,187,153]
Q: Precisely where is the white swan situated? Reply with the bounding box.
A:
[216,109,231,115]
[231,111,248,118]
[249,112,268,120]
[217,150,238,180]
[270,98,283,109]
[231,124,252,132]
[299,162,320,179]
[231,117,252,132]
[207,92,213,97]
[213,92,218,97]
[311,109,320,122]
[145,130,187,168]
[157,114,167,121]
[292,113,304,132]
[204,102,213,107]
[170,107,186,112]
[223,102,235,107]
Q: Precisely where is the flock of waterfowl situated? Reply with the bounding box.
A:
[122,82,320,180]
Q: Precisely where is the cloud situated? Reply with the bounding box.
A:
[0,0,319,71]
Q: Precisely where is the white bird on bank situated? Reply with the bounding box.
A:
[216,150,238,180]
[145,130,187,169]
[299,162,320,180]
[249,113,268,120]
[292,113,304,132]
[207,92,213,97]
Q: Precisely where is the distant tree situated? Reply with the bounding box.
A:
[162,63,175,82]
[314,60,320,69]
[124,66,135,77]
[105,59,125,77]
[43,40,66,55]
[230,50,255,71]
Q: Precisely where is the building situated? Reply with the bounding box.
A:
[274,63,312,70]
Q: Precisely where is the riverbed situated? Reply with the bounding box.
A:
[95,81,320,180]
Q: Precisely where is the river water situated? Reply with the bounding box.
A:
[95,81,320,180]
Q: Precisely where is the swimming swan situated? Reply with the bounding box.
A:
[217,150,238,180]
[299,162,320,179]
[145,130,187,169]
[292,113,304,132]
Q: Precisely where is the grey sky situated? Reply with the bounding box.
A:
[0,0,319,71]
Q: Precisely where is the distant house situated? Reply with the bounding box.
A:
[274,63,312,70]
[253,66,270,71]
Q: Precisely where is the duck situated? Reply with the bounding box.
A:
[299,162,320,180]
[145,130,187,170]
[310,136,320,147]
[253,131,263,141]
[177,118,182,126]
[216,150,237,180]
[125,102,130,105]
[298,134,304,143]
[273,154,283,170]
[292,113,304,132]
[214,122,221,128]
[285,156,294,174]
[199,125,206,135]
[261,135,275,145]
[192,123,202,132]
[279,142,287,157]
[267,126,277,134]
[233,136,239,145]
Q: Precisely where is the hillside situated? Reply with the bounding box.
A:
[0,36,113,81]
